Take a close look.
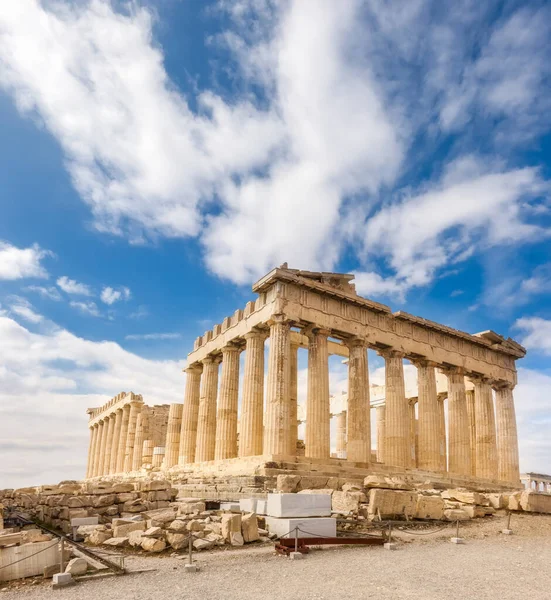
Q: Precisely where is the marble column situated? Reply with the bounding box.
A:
[263,315,291,455]
[164,403,183,468]
[494,383,520,484]
[94,421,106,476]
[86,426,96,478]
[415,360,440,471]
[472,377,498,480]
[142,440,154,465]
[109,409,123,474]
[346,338,370,463]
[376,406,385,463]
[132,411,147,471]
[438,394,447,471]
[215,345,241,460]
[305,327,330,459]
[152,447,165,468]
[335,411,347,456]
[102,415,115,476]
[239,330,266,457]
[446,368,471,476]
[381,350,408,468]
[289,342,299,456]
[409,400,417,468]
[465,390,476,476]
[195,357,220,462]
[116,404,131,473]
[179,364,202,464]
[123,402,141,472]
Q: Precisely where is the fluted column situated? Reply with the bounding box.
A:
[289,342,299,455]
[471,377,498,480]
[335,411,347,456]
[94,421,107,476]
[132,410,147,471]
[123,402,141,472]
[438,394,447,471]
[414,360,440,471]
[376,406,385,462]
[109,409,123,474]
[215,345,241,460]
[409,400,417,467]
[102,415,115,475]
[179,364,203,464]
[346,338,370,463]
[115,405,130,473]
[263,315,291,455]
[86,426,96,478]
[142,439,154,465]
[305,327,330,459]
[494,383,520,484]
[465,389,476,476]
[164,403,183,468]
[445,368,471,476]
[195,357,220,462]
[239,330,266,457]
[380,350,408,468]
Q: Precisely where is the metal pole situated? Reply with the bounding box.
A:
[456,520,459,538]
[507,511,511,530]
[188,535,193,565]
[295,528,299,553]
[388,522,393,543]
[59,537,65,573]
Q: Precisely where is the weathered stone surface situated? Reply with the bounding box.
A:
[103,537,129,547]
[443,509,470,521]
[21,529,51,544]
[112,484,135,493]
[177,501,206,515]
[415,495,445,520]
[88,529,112,545]
[143,508,177,524]
[140,480,171,492]
[168,519,188,532]
[487,493,508,510]
[508,492,522,511]
[122,499,147,513]
[441,490,485,505]
[91,494,116,508]
[519,490,551,514]
[242,512,260,542]
[276,475,301,493]
[65,558,88,576]
[364,476,410,491]
[166,532,189,550]
[332,491,366,513]
[221,513,242,542]
[186,520,204,532]
[461,505,487,518]
[367,489,416,519]
[230,532,244,546]
[297,489,334,495]
[267,493,332,518]
[141,537,166,552]
[144,527,163,538]
[342,482,363,493]
[113,521,146,538]
[193,538,214,550]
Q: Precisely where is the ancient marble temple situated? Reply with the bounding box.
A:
[86,266,525,486]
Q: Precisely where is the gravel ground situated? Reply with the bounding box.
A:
[2,513,551,600]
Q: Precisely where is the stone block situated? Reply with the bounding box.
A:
[441,490,485,505]
[141,537,166,552]
[65,558,87,576]
[298,488,334,495]
[242,512,260,542]
[342,482,363,493]
[364,475,409,490]
[122,499,147,513]
[184,563,198,573]
[193,538,214,550]
[220,502,241,512]
[143,507,177,523]
[265,517,336,539]
[88,529,112,545]
[20,529,52,544]
[519,490,551,514]
[239,499,258,513]
[186,520,204,532]
[461,505,487,518]
[140,480,171,492]
[508,492,522,511]
[91,494,116,508]
[166,532,189,550]
[487,493,508,510]
[177,502,206,515]
[128,530,146,547]
[52,573,73,587]
[367,489,417,519]
[289,551,304,560]
[415,496,445,520]
[144,526,163,538]
[266,493,331,518]
[113,520,146,538]
[443,509,470,521]
[276,475,301,493]
[112,484,135,493]
[230,532,244,546]
[332,491,366,513]
[256,500,267,515]
[168,519,188,532]
[450,537,464,544]
[71,516,99,528]
[221,513,242,542]
[103,537,129,547]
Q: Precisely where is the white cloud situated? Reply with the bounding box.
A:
[515,317,551,355]
[0,240,50,280]
[25,285,62,301]
[0,314,184,487]
[57,276,93,296]
[8,297,43,324]
[69,301,100,317]
[125,333,181,341]
[101,286,131,305]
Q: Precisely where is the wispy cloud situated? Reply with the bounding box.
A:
[9,296,43,323]
[515,316,551,355]
[0,240,50,280]
[25,285,62,301]
[125,332,181,341]
[57,276,93,296]
[100,286,131,305]
[69,301,100,317]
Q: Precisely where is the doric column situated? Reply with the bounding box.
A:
[409,400,417,468]
[445,368,471,476]
[123,402,142,472]
[215,345,241,460]
[305,327,330,459]
[263,315,292,455]
[132,410,147,471]
[335,411,347,456]
[471,377,498,480]
[109,409,123,474]
[195,356,220,462]
[115,405,130,473]
[86,426,96,478]
[465,389,476,476]
[346,337,370,463]
[152,447,165,468]
[164,403,183,468]
[376,406,385,462]
[142,440,154,465]
[494,383,520,484]
[414,360,440,471]
[94,421,107,476]
[438,394,447,471]
[239,330,266,457]
[102,415,115,476]
[179,364,203,464]
[289,341,299,455]
[380,350,408,468]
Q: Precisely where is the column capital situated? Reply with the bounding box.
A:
[221,343,242,356]
[202,354,222,366]
[492,380,515,391]
[408,396,418,406]
[184,362,203,374]
[439,365,467,378]
[410,357,439,369]
[377,348,405,359]
[301,324,331,338]
[468,374,491,385]
[345,336,369,349]
[437,392,448,402]
[244,328,269,342]
[267,313,291,327]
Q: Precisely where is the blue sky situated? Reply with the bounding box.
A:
[0,0,550,488]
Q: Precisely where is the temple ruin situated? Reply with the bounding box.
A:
[85,265,525,492]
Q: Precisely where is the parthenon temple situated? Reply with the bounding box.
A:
[86,266,525,490]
